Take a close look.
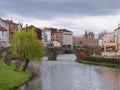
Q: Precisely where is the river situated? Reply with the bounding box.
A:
[18,54,120,90]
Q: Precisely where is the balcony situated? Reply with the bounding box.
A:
[104,42,117,52]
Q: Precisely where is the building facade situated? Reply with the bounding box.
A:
[43,27,61,47]
[42,28,51,46]
[74,30,98,49]
[73,37,98,48]
[59,29,73,48]
[0,18,21,47]
[0,25,7,47]
[100,24,120,57]
[115,24,120,51]
[7,20,19,42]
[25,25,42,41]
[102,32,115,44]
[101,32,117,52]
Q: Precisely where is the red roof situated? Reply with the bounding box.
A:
[74,37,98,43]
[44,27,57,33]
[6,20,18,25]
[24,25,42,40]
[0,26,7,31]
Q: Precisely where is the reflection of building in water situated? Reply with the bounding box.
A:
[103,70,120,90]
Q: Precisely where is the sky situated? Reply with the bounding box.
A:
[0,0,120,36]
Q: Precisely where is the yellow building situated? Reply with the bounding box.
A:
[102,32,117,52]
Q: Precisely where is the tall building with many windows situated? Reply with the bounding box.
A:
[59,29,73,48]
[0,18,20,47]
[0,25,7,47]
[42,27,51,46]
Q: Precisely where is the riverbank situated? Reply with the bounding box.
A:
[76,59,120,68]
[0,61,31,90]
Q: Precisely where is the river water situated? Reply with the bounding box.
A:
[18,54,120,90]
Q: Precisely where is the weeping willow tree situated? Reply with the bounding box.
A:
[11,28,44,71]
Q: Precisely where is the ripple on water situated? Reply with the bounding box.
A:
[18,54,120,90]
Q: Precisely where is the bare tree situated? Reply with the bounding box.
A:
[98,30,107,39]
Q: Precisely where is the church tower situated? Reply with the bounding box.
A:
[83,31,94,39]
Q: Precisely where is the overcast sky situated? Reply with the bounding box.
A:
[0,0,120,36]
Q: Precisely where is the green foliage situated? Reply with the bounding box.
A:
[76,59,120,68]
[93,46,102,55]
[86,57,120,64]
[0,61,31,90]
[11,28,44,61]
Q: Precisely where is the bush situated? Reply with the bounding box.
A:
[86,57,120,64]
[76,59,120,68]
[64,49,73,54]
[77,53,89,60]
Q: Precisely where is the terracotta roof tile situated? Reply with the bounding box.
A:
[0,26,7,31]
[74,37,98,43]
[6,20,18,25]
[24,25,42,30]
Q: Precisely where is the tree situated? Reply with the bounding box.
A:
[11,28,44,71]
[98,31,107,39]
[3,47,12,66]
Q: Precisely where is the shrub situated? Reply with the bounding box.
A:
[86,57,120,64]
[77,53,89,60]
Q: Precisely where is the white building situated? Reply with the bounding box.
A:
[102,32,115,44]
[59,29,73,48]
[0,18,9,47]
[42,28,51,46]
[0,25,8,47]
[0,18,20,47]
[115,24,120,51]
[100,24,120,57]
[52,41,60,47]
[98,39,103,47]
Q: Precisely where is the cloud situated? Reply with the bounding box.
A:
[6,13,120,36]
[0,9,8,17]
[50,15,120,35]
[0,0,120,19]
[0,0,120,37]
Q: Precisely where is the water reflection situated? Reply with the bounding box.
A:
[103,69,120,90]
[18,79,42,90]
[18,54,120,90]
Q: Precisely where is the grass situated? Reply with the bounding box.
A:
[76,59,120,68]
[0,61,31,90]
